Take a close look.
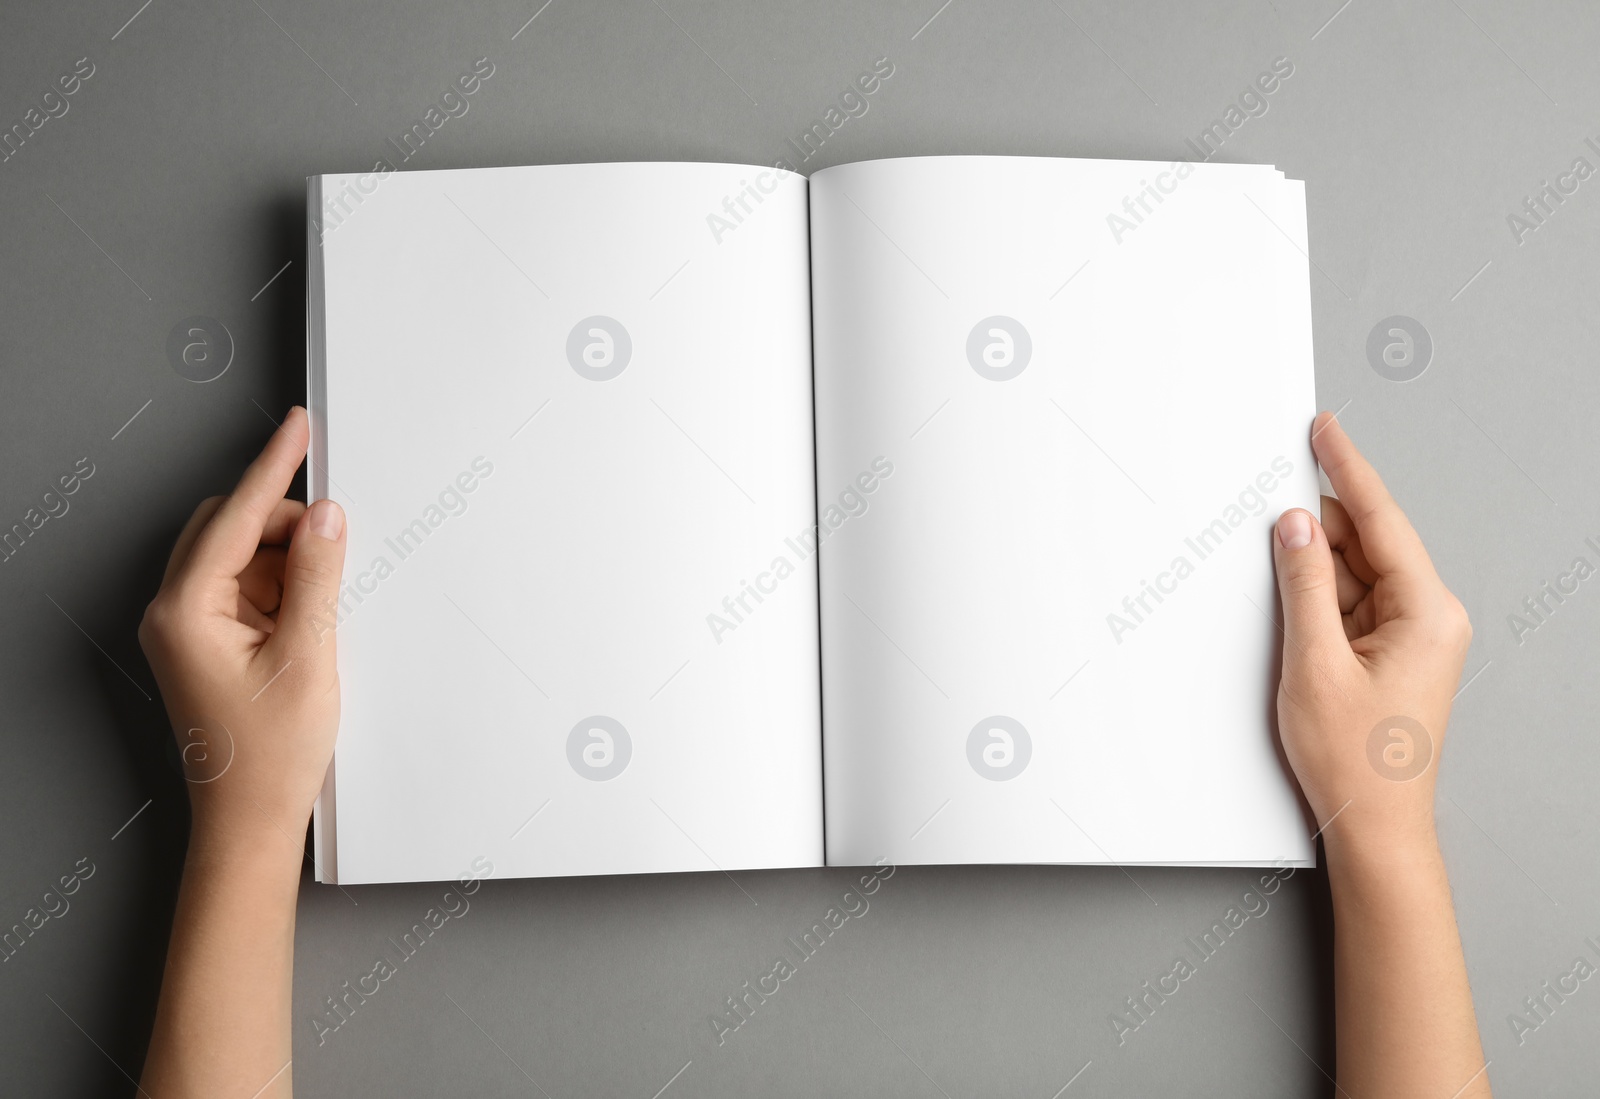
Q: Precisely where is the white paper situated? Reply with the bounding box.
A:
[809,156,1320,868]
[311,162,822,883]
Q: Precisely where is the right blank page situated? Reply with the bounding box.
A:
[810,155,1319,868]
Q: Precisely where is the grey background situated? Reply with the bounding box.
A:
[1,0,1595,1095]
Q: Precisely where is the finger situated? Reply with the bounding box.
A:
[166,499,305,595]
[1310,412,1435,584]
[235,595,277,636]
[1272,509,1351,671]
[161,496,227,587]
[261,500,307,546]
[263,499,347,666]
[238,546,288,616]
[1343,593,1379,641]
[184,407,311,582]
[1331,553,1367,614]
[1318,496,1377,586]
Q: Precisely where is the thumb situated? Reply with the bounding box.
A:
[1271,509,1348,671]
[271,499,347,662]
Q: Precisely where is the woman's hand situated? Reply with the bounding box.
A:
[138,407,346,1099]
[138,405,347,843]
[1271,410,1472,855]
[1271,411,1490,1099]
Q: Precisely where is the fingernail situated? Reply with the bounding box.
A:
[1277,510,1312,550]
[309,499,344,540]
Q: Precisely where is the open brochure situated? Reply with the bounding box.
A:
[306,155,1318,884]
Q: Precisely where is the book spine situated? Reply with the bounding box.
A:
[305,173,338,885]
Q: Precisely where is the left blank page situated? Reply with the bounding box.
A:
[308,162,822,884]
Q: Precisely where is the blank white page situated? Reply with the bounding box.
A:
[310,162,822,883]
[810,156,1318,868]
